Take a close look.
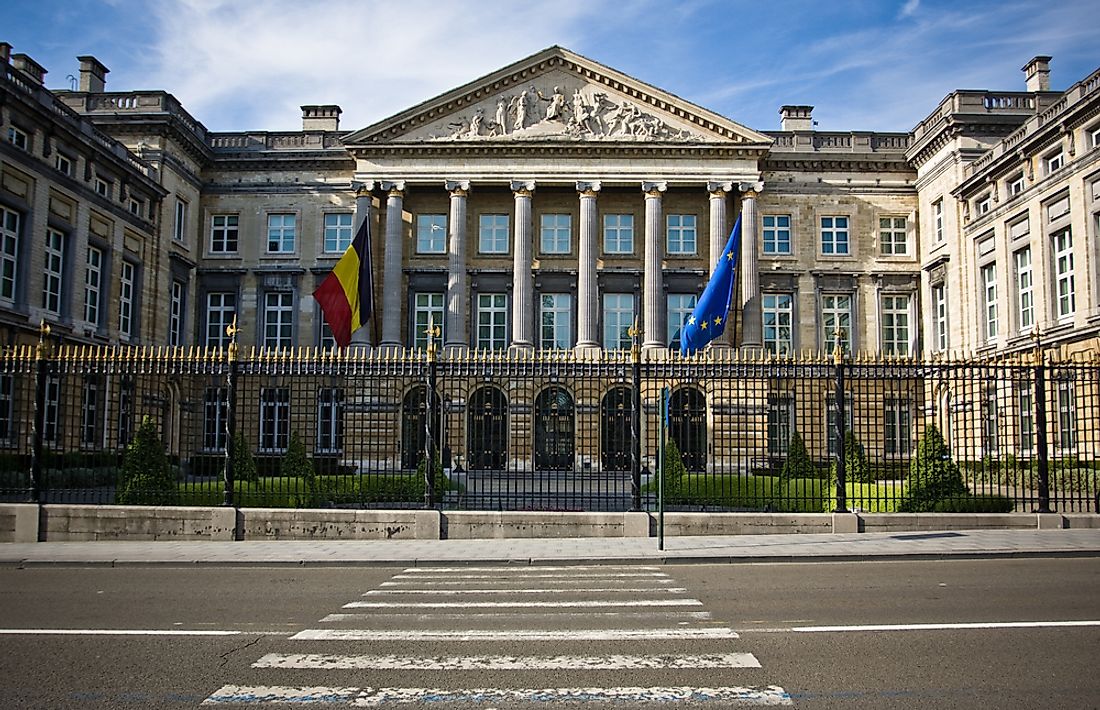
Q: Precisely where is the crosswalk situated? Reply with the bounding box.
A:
[203,565,791,706]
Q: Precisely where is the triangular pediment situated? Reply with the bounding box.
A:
[344,47,772,147]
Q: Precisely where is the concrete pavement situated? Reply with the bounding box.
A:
[3,528,1100,566]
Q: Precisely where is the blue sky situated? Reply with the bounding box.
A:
[6,0,1098,134]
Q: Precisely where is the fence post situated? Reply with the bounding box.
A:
[223,318,240,507]
[832,329,848,513]
[424,319,441,508]
[1033,354,1051,513]
[29,321,51,504]
[629,320,642,511]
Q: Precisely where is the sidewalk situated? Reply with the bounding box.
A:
[3,528,1100,567]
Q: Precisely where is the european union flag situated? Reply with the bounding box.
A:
[679,215,742,356]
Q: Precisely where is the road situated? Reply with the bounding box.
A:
[0,558,1097,708]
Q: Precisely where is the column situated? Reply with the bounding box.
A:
[510,180,536,350]
[350,182,375,347]
[380,181,405,349]
[708,182,733,347]
[444,180,469,350]
[575,181,601,352]
[642,181,667,351]
[739,182,764,350]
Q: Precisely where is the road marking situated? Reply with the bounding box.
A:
[363,586,688,595]
[320,611,713,622]
[203,684,791,705]
[290,627,740,641]
[253,652,762,670]
[343,599,703,609]
[0,629,255,636]
[401,566,661,573]
[793,620,1100,633]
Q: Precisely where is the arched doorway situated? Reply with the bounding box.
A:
[670,386,706,472]
[467,386,507,470]
[401,386,440,470]
[600,387,633,472]
[534,386,574,471]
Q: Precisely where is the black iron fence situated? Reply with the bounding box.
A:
[1,341,1098,514]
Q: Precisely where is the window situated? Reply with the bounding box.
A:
[602,293,634,350]
[1009,174,1025,196]
[603,214,633,254]
[173,199,188,242]
[1053,229,1075,319]
[762,293,793,355]
[880,216,906,256]
[884,398,911,455]
[206,292,237,347]
[263,292,294,349]
[416,214,447,254]
[324,213,354,253]
[43,376,60,443]
[821,294,851,353]
[981,263,997,340]
[84,246,103,327]
[1017,385,1034,453]
[666,214,696,254]
[43,229,65,316]
[977,195,992,215]
[209,214,239,254]
[1015,248,1033,332]
[667,294,697,351]
[81,378,100,447]
[476,293,508,350]
[763,215,791,254]
[7,126,28,150]
[0,374,13,443]
[1056,380,1076,451]
[1044,150,1065,175]
[931,284,948,351]
[202,387,228,452]
[128,198,144,217]
[933,199,944,243]
[820,216,849,255]
[540,294,572,350]
[412,293,445,349]
[259,387,290,453]
[540,214,571,254]
[55,153,72,177]
[767,394,794,456]
[266,213,296,253]
[317,388,344,454]
[0,207,17,303]
[880,294,910,356]
[119,262,134,339]
[169,281,185,346]
[479,214,509,254]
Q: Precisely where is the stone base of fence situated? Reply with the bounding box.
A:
[2,504,1098,543]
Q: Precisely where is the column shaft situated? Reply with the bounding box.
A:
[445,182,469,349]
[380,184,404,348]
[576,181,601,351]
[642,182,667,350]
[511,181,535,349]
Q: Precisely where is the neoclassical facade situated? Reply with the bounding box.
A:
[1,44,1099,360]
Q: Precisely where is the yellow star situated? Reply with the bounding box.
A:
[726,250,735,261]
[687,315,696,325]
[713,315,722,326]
[700,320,708,330]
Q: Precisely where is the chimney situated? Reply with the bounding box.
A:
[779,105,814,131]
[1023,56,1051,92]
[11,53,47,85]
[77,55,109,93]
[301,105,342,131]
[0,43,12,65]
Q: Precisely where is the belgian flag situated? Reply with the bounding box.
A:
[313,214,374,348]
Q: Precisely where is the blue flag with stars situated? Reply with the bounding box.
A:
[679,215,742,356]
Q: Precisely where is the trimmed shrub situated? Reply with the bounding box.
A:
[830,430,871,485]
[900,424,968,512]
[117,416,176,505]
[780,430,815,481]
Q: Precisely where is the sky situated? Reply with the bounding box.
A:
[6,0,1099,135]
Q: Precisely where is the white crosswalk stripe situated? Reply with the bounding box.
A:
[204,564,792,705]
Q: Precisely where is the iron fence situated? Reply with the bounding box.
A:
[1,342,1098,514]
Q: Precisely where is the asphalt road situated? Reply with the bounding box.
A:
[0,558,1097,708]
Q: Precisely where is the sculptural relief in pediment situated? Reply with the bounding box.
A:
[403,74,709,143]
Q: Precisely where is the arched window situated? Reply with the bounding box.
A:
[534,386,574,471]
[600,386,633,472]
[467,386,507,470]
[670,387,706,472]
